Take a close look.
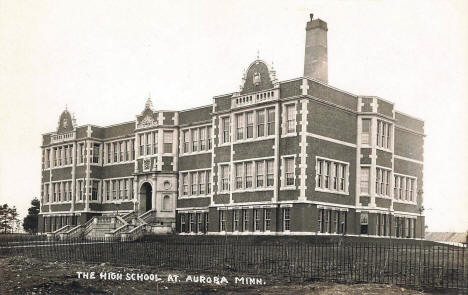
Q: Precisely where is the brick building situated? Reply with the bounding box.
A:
[39,15,425,239]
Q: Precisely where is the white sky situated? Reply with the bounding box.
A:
[0,0,467,232]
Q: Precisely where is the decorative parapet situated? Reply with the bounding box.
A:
[51,131,75,144]
[231,88,279,109]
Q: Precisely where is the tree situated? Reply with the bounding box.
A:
[0,204,19,233]
[23,198,40,234]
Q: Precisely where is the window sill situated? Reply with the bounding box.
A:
[315,188,349,196]
[50,165,74,169]
[375,195,391,199]
[102,200,134,203]
[232,188,274,193]
[376,147,392,153]
[280,186,297,191]
[281,132,297,138]
[180,150,213,157]
[393,199,417,205]
[46,201,72,205]
[233,135,275,145]
[103,161,135,166]
[178,195,212,199]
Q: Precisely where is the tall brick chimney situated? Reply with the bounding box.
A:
[303,14,328,84]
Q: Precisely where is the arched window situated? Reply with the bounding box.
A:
[163,195,171,211]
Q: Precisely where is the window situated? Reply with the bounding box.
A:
[91,181,98,201]
[64,146,70,165]
[196,213,202,233]
[204,212,209,233]
[236,114,244,140]
[125,140,131,161]
[189,214,194,232]
[200,128,206,151]
[199,171,205,195]
[266,160,274,187]
[256,161,264,187]
[139,134,144,156]
[120,142,125,161]
[362,119,371,145]
[254,209,260,231]
[409,179,415,201]
[233,210,239,231]
[318,209,324,233]
[123,179,128,199]
[112,180,117,200]
[180,215,186,232]
[235,163,243,189]
[181,173,188,196]
[45,184,49,203]
[377,121,381,147]
[44,149,49,169]
[207,126,212,150]
[53,183,57,202]
[130,140,135,160]
[192,129,198,152]
[394,175,416,201]
[317,159,323,188]
[360,167,370,194]
[264,209,271,231]
[245,162,253,188]
[191,172,198,195]
[339,165,345,191]
[246,112,254,138]
[145,133,151,155]
[399,176,403,199]
[286,104,295,133]
[64,182,68,201]
[377,120,391,149]
[221,165,230,191]
[207,171,212,194]
[219,210,226,231]
[284,157,295,186]
[333,211,339,233]
[257,110,265,137]
[104,144,110,164]
[77,180,83,201]
[376,169,381,194]
[242,209,248,231]
[222,117,230,143]
[376,168,390,197]
[339,211,347,234]
[267,108,275,136]
[163,131,173,153]
[283,208,290,231]
[113,142,118,162]
[105,181,110,201]
[333,163,338,190]
[324,161,330,189]
[405,178,410,200]
[152,132,158,154]
[183,130,189,153]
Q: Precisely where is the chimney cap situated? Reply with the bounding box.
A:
[306,17,328,31]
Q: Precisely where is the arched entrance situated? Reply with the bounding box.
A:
[140,182,153,212]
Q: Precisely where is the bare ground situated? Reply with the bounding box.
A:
[0,256,456,294]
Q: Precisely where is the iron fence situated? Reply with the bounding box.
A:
[0,235,466,292]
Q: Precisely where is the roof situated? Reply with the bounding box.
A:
[425,232,467,244]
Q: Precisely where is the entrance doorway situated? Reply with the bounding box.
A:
[140,182,153,212]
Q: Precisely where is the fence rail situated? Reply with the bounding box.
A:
[0,235,466,291]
